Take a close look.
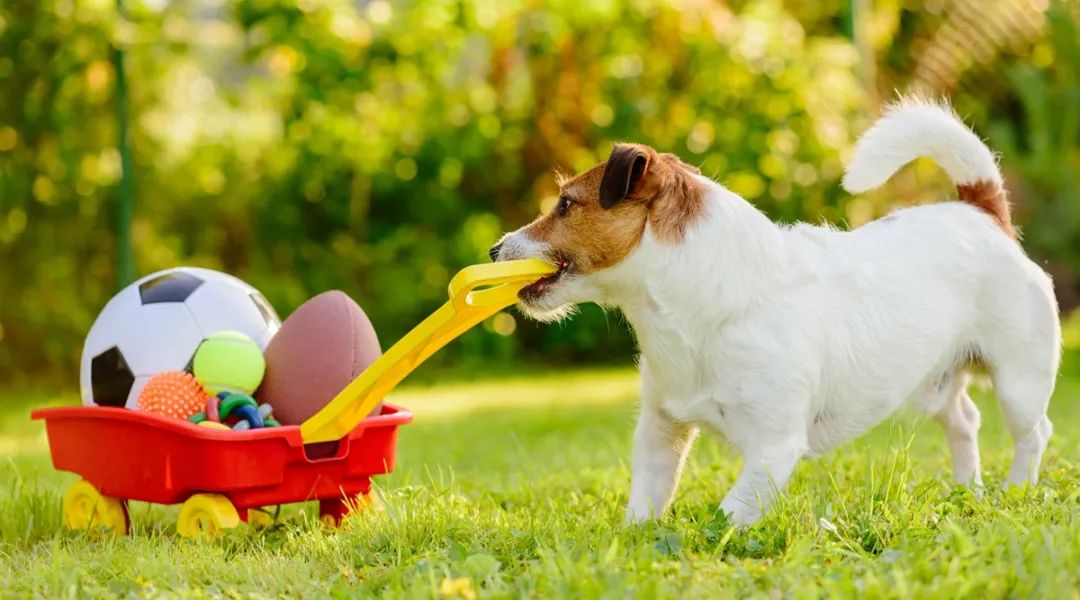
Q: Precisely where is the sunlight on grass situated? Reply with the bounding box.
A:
[386,367,638,419]
[0,429,46,457]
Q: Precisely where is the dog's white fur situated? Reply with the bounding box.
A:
[498,100,1060,525]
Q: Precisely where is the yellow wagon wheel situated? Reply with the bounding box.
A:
[246,508,274,528]
[62,479,128,535]
[176,494,240,538]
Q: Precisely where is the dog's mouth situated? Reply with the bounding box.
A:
[519,258,570,300]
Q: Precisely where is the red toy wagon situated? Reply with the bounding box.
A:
[33,260,555,537]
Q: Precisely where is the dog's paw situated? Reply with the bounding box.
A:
[624,503,659,525]
[719,503,761,528]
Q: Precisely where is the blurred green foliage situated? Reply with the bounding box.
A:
[980,6,1080,307]
[0,0,1077,384]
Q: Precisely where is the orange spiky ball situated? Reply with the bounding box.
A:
[137,371,210,420]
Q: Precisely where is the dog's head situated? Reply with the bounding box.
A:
[491,143,706,321]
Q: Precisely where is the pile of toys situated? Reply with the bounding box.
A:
[136,331,278,430]
[80,267,384,430]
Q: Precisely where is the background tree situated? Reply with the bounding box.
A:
[0,0,1076,385]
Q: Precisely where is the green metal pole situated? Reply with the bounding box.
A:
[113,0,135,289]
[844,0,855,40]
[846,0,876,109]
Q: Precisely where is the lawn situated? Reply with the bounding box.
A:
[1,366,1078,598]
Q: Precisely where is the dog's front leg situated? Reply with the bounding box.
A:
[719,438,806,526]
[625,401,697,524]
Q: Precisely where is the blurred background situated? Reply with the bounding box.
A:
[1,0,1078,387]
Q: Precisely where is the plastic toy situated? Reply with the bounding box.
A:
[197,421,230,430]
[259,291,382,425]
[205,394,221,422]
[193,331,266,395]
[34,259,556,537]
[257,403,280,427]
[136,371,210,420]
[220,392,260,427]
[80,267,280,409]
[189,392,276,430]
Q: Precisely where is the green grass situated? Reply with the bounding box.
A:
[1,367,1079,598]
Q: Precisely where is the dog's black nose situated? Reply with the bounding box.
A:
[488,242,503,262]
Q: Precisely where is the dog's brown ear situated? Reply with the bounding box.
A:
[661,152,700,174]
[599,144,651,209]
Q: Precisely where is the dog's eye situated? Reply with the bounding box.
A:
[556,196,572,216]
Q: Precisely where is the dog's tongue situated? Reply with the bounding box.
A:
[521,272,557,297]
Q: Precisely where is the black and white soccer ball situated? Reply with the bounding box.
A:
[80,267,281,409]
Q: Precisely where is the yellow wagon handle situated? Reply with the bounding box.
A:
[299,259,557,444]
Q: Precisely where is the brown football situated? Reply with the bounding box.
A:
[258,291,382,426]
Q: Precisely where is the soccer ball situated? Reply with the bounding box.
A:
[80,267,281,409]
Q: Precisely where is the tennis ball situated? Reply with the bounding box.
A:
[193,331,266,395]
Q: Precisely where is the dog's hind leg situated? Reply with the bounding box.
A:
[979,273,1060,488]
[930,371,983,487]
[991,364,1055,487]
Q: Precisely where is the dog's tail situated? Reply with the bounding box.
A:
[841,98,1014,237]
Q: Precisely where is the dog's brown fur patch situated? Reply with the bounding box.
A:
[647,155,707,242]
[521,145,706,274]
[956,180,1014,238]
[527,163,650,273]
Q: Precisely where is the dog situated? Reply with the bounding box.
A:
[491,99,1061,525]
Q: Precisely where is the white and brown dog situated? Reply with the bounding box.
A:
[491,99,1060,525]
